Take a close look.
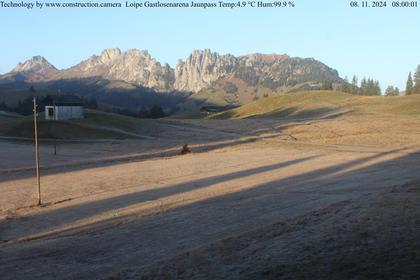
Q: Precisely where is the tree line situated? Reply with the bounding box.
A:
[384,65,420,96]
[336,64,420,96]
[387,65,420,96]
[338,76,382,96]
[405,65,420,95]
[0,94,98,116]
[0,85,170,119]
[114,105,167,119]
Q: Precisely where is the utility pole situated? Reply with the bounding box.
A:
[33,97,41,206]
[54,89,61,156]
[53,100,57,155]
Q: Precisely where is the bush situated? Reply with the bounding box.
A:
[181,144,191,155]
[149,105,166,119]
[224,82,238,94]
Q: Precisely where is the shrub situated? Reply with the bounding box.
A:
[224,82,238,94]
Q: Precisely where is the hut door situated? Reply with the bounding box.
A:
[48,107,54,118]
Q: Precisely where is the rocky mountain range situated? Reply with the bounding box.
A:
[9,55,59,81]
[1,48,342,94]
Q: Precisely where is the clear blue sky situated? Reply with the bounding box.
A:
[0,0,419,89]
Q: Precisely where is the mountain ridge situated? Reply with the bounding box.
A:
[1,48,343,93]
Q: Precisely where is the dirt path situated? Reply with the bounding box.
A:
[1,141,419,279]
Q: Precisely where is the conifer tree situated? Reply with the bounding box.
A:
[385,86,398,96]
[413,65,420,94]
[360,78,381,96]
[374,80,381,95]
[351,75,359,95]
[340,77,351,93]
[406,72,414,95]
[321,80,333,91]
[360,78,367,95]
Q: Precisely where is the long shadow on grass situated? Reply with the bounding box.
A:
[0,155,318,240]
[0,130,298,184]
[0,106,347,183]
[0,134,265,183]
[1,147,412,242]
[1,149,420,280]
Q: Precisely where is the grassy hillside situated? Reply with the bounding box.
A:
[0,87,51,107]
[212,91,420,119]
[0,111,23,129]
[0,110,162,139]
[181,80,322,112]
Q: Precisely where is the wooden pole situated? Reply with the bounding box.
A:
[53,101,57,155]
[33,97,41,206]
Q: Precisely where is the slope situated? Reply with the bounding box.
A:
[0,110,162,140]
[213,91,420,119]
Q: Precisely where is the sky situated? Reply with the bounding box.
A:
[0,0,419,89]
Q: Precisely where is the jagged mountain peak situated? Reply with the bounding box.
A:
[78,48,153,68]
[99,48,122,63]
[125,48,150,56]
[190,49,213,56]
[12,55,57,73]
[188,49,235,60]
[3,48,342,93]
[60,48,174,90]
[174,49,341,92]
[241,53,290,63]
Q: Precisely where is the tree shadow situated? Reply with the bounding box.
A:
[1,147,413,241]
[1,149,420,279]
[0,113,320,184]
[0,130,279,183]
[0,97,351,184]
[0,155,318,241]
